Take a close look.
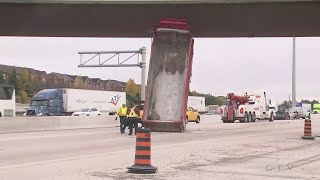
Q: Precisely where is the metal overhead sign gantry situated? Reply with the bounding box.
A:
[78,47,147,101]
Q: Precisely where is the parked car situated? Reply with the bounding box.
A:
[274,110,290,120]
[186,107,200,123]
[71,108,102,117]
[273,105,288,120]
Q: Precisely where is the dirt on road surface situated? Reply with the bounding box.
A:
[0,115,319,180]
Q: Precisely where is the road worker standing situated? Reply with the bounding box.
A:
[127,103,140,135]
[116,104,128,134]
[137,101,144,127]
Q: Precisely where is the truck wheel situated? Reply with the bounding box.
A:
[269,113,274,122]
[240,114,245,123]
[285,114,289,120]
[196,116,200,123]
[245,112,251,122]
[251,113,256,122]
[248,113,252,122]
[244,113,248,123]
[223,120,233,123]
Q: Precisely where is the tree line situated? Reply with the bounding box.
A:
[0,68,43,104]
[280,99,320,110]
[124,78,141,106]
[189,90,226,106]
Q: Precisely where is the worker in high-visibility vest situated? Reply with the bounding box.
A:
[127,104,140,135]
[117,104,128,134]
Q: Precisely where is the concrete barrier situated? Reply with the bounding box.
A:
[311,114,320,120]
[0,115,118,134]
[0,117,60,134]
[58,116,117,130]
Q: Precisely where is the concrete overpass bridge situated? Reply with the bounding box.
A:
[0,0,320,37]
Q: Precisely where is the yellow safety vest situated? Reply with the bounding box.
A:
[128,105,139,118]
[117,107,127,116]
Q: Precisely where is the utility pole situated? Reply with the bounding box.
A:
[289,93,291,105]
[292,37,296,108]
[140,47,146,102]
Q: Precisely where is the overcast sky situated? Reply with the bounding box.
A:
[0,37,319,103]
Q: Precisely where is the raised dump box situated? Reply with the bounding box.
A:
[143,19,194,132]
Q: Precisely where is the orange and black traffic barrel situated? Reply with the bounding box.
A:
[302,119,315,140]
[128,127,157,174]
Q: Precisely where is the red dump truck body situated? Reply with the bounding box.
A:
[142,19,194,132]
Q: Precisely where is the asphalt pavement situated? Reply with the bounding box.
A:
[0,115,319,180]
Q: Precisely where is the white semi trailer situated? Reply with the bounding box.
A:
[26,88,126,116]
[187,96,206,113]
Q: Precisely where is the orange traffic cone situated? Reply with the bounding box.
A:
[128,127,157,174]
[302,119,315,140]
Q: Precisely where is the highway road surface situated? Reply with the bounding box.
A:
[0,115,319,179]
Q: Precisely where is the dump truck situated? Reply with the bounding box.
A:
[143,18,194,132]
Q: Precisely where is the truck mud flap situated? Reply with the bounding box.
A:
[143,19,194,132]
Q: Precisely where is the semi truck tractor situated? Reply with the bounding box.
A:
[313,103,320,114]
[25,88,126,116]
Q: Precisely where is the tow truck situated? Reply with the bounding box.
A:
[221,92,275,123]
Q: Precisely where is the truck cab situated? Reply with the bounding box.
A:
[247,94,274,121]
[313,104,320,114]
[26,89,64,116]
[234,93,274,122]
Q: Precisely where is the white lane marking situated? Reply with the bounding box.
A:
[95,137,134,142]
[0,129,300,169]
[0,131,118,141]
[151,129,301,149]
[0,149,134,170]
